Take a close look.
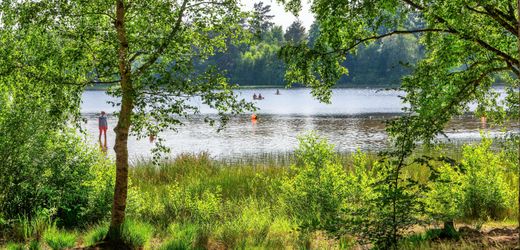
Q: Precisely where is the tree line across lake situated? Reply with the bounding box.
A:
[130,2,420,88]
[200,3,422,87]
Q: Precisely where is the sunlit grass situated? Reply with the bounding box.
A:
[1,143,512,249]
[43,227,77,250]
[124,146,517,249]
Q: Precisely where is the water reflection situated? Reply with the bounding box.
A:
[81,113,512,159]
[80,88,513,159]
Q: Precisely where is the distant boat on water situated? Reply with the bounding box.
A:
[253,93,265,100]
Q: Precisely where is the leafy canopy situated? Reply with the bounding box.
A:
[1,0,255,149]
[278,0,518,148]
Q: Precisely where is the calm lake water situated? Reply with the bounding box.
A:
[81,88,511,159]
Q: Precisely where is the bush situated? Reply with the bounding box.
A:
[344,150,377,215]
[422,163,464,232]
[121,219,154,249]
[419,138,515,239]
[43,227,77,250]
[0,90,114,228]
[0,127,114,228]
[353,160,425,249]
[10,209,54,242]
[279,133,349,235]
[460,138,514,220]
[82,158,115,225]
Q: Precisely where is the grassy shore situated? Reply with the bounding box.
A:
[1,141,518,249]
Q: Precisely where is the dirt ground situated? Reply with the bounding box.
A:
[457,226,519,249]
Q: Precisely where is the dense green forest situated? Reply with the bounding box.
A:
[199,2,422,87]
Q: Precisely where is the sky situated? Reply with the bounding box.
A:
[241,0,315,30]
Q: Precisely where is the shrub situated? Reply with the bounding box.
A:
[422,163,464,237]
[82,158,115,224]
[419,137,515,239]
[356,160,425,249]
[43,227,77,250]
[279,133,349,235]
[0,89,114,228]
[0,126,114,228]
[11,209,54,242]
[121,219,154,249]
[460,138,513,220]
[344,150,377,215]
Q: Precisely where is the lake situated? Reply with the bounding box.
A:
[81,88,510,159]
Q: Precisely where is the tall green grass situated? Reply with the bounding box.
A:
[83,223,108,247]
[43,227,77,250]
[121,220,154,249]
[124,141,517,249]
[0,139,515,249]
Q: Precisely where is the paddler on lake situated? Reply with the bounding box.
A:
[276,89,280,95]
[253,93,258,100]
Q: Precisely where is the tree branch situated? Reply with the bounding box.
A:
[128,50,149,62]
[482,4,517,25]
[479,5,517,36]
[336,29,453,55]
[133,0,189,76]
[186,1,228,9]
[69,12,116,21]
[90,80,121,84]
[439,66,511,116]
[401,0,518,68]
[507,2,516,24]
[464,4,516,35]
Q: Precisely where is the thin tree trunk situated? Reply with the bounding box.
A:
[106,0,133,245]
[517,0,520,247]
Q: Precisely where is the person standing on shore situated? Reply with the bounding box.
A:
[98,111,108,150]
